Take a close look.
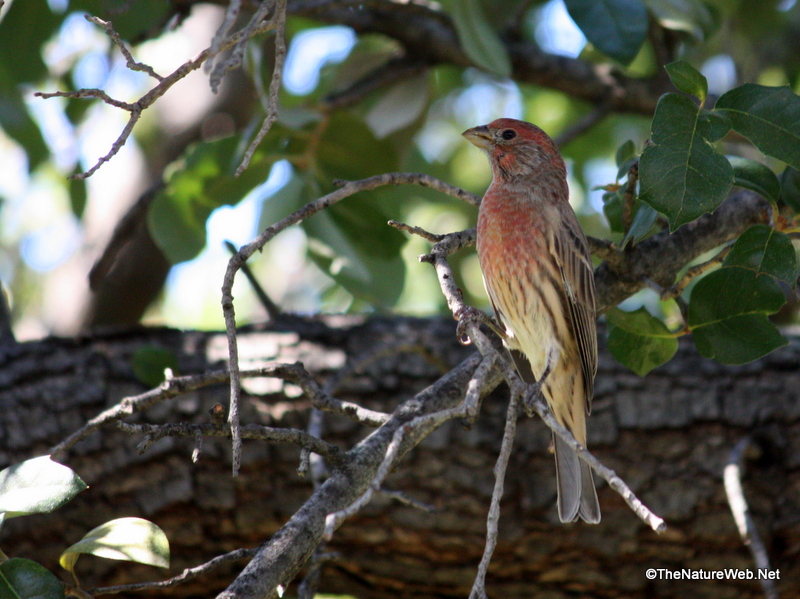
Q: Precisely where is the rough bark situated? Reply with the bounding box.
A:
[1,314,798,599]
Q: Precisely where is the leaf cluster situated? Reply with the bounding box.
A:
[0,457,169,598]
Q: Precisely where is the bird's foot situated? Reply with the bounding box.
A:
[455,305,506,345]
[523,382,545,418]
[454,305,489,345]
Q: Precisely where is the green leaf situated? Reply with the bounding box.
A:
[665,60,708,104]
[697,110,731,143]
[69,175,88,219]
[715,84,800,170]
[564,0,648,65]
[0,558,65,599]
[780,167,800,211]
[642,0,719,41]
[691,314,787,364]
[623,202,659,245]
[606,307,678,375]
[616,140,636,167]
[688,266,787,364]
[440,0,512,77]
[0,457,87,519]
[304,209,407,307]
[615,140,638,179]
[365,75,429,138]
[60,517,170,573]
[0,80,50,170]
[148,135,282,264]
[131,347,178,388]
[602,188,625,233]
[639,93,733,230]
[0,0,59,84]
[723,225,797,285]
[727,157,781,204]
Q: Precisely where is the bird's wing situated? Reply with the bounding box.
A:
[551,207,598,410]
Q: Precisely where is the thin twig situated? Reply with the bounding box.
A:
[235,0,287,175]
[724,437,779,599]
[469,387,522,599]
[35,8,281,179]
[224,240,280,320]
[86,16,164,80]
[388,219,446,242]
[379,489,436,512]
[116,420,346,465]
[210,0,276,93]
[206,0,242,76]
[89,547,257,596]
[221,173,478,475]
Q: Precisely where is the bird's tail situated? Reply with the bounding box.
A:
[554,433,600,523]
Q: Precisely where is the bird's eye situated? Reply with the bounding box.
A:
[501,129,516,140]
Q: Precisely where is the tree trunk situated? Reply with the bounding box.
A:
[1,315,798,598]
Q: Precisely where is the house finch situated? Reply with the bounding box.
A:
[463,118,600,524]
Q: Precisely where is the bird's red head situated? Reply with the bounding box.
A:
[462,118,564,179]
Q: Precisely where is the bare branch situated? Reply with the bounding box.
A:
[90,548,257,596]
[523,389,666,533]
[86,15,164,81]
[207,0,242,74]
[469,386,521,599]
[35,6,284,179]
[221,173,477,475]
[236,0,287,175]
[224,240,281,321]
[210,0,276,93]
[388,219,445,242]
[51,362,386,460]
[724,437,779,599]
[217,351,503,599]
[116,421,346,466]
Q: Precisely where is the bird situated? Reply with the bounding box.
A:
[463,118,601,524]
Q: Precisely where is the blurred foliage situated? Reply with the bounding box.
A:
[1,0,800,372]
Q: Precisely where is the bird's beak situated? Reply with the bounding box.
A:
[462,125,492,150]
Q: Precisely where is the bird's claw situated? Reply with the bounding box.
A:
[454,305,487,345]
[523,383,544,418]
